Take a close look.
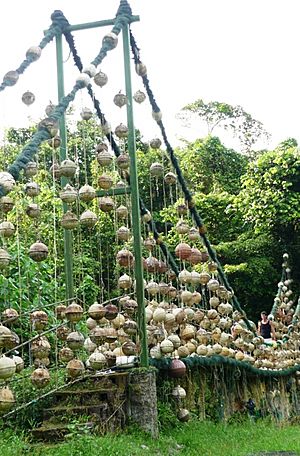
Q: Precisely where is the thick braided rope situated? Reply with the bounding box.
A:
[0,5,132,196]
[129,30,253,329]
[150,354,300,378]
[0,15,67,92]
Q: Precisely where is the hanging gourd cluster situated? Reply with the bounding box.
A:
[0,32,300,418]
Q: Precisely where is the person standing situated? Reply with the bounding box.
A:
[258,311,276,342]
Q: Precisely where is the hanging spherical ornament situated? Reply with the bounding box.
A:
[150,138,162,150]
[98,196,114,212]
[201,251,209,262]
[135,62,147,77]
[49,162,61,179]
[31,367,50,388]
[133,90,146,103]
[178,269,192,284]
[3,70,19,86]
[24,181,40,197]
[66,331,85,350]
[150,162,163,177]
[161,339,174,354]
[115,123,128,138]
[0,386,15,413]
[0,172,15,194]
[12,355,24,373]
[22,91,35,106]
[38,117,58,137]
[208,261,218,273]
[103,304,118,322]
[30,336,51,359]
[172,385,187,400]
[82,64,97,77]
[76,73,90,87]
[61,211,78,230]
[0,196,14,213]
[80,107,93,121]
[80,210,98,228]
[191,291,202,305]
[55,304,66,320]
[207,279,220,292]
[199,272,211,285]
[45,102,56,117]
[113,92,127,108]
[2,308,19,326]
[144,237,156,251]
[0,355,16,380]
[116,249,134,267]
[168,285,177,299]
[116,205,128,219]
[59,347,74,363]
[56,326,71,341]
[88,302,106,321]
[164,172,177,185]
[190,270,201,286]
[97,149,114,167]
[96,141,107,152]
[26,203,41,219]
[142,210,152,222]
[60,159,77,178]
[29,241,48,262]
[177,203,188,216]
[117,226,130,241]
[118,274,133,290]
[89,350,107,370]
[65,302,83,323]
[145,256,159,273]
[66,358,85,378]
[188,248,202,265]
[60,184,78,204]
[26,46,41,61]
[189,227,200,241]
[94,70,108,87]
[98,173,113,190]
[78,184,95,202]
[0,325,13,348]
[0,221,15,238]
[152,110,162,122]
[102,32,118,50]
[0,249,10,269]
[175,242,192,260]
[30,310,48,331]
[146,281,159,296]
[176,220,189,235]
[169,358,186,378]
[25,161,38,177]
[116,153,130,169]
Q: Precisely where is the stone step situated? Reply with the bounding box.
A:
[43,403,108,420]
[32,422,95,442]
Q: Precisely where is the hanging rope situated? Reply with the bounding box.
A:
[129,29,252,328]
[59,11,180,275]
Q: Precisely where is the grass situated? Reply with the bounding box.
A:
[0,419,300,456]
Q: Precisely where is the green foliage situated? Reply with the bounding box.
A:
[237,146,300,232]
[180,99,270,153]
[1,420,300,455]
[177,136,248,194]
[217,232,282,319]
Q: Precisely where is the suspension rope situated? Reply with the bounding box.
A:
[129,29,251,328]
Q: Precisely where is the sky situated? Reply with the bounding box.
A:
[1,0,300,151]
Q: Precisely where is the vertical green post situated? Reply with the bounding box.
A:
[55,33,74,301]
[122,24,148,367]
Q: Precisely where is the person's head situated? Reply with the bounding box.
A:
[261,311,268,322]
